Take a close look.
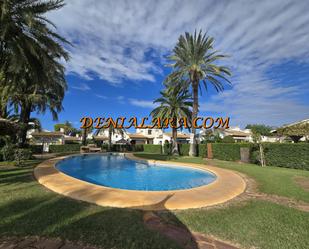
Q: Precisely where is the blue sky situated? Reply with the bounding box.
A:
[35,0,309,131]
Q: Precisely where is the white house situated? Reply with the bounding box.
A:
[127,128,190,145]
[199,126,253,143]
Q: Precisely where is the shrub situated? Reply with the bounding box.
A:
[143,144,162,154]
[111,144,133,152]
[14,149,33,166]
[179,144,190,156]
[1,144,16,161]
[198,144,207,158]
[49,144,81,153]
[101,144,109,151]
[222,135,235,143]
[28,145,43,154]
[262,143,309,170]
[212,143,251,161]
[133,144,144,152]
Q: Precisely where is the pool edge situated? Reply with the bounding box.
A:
[34,153,246,210]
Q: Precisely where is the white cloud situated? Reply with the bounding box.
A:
[95,94,108,99]
[129,98,158,108]
[71,83,91,91]
[49,0,309,125]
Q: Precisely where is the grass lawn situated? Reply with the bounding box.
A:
[0,161,180,249]
[1,158,309,249]
[134,153,309,203]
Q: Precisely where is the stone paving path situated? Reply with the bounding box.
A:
[0,236,98,249]
[143,212,240,249]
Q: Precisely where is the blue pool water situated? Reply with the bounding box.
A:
[56,154,216,191]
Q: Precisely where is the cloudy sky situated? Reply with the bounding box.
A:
[37,0,309,130]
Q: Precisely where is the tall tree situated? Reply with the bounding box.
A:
[0,0,69,88]
[0,0,69,146]
[166,30,231,156]
[245,124,272,136]
[150,85,192,155]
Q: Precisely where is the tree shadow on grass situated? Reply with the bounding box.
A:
[0,195,187,249]
[0,165,200,249]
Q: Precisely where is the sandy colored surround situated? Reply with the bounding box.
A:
[34,153,246,210]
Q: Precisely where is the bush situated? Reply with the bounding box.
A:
[111,144,133,152]
[143,144,162,154]
[28,145,43,154]
[222,135,235,143]
[14,149,33,166]
[49,144,81,153]
[133,144,144,152]
[212,143,251,161]
[198,144,207,158]
[179,144,190,156]
[262,143,309,170]
[1,144,16,161]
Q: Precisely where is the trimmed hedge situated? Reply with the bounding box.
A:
[212,143,251,161]
[49,144,81,153]
[29,145,43,154]
[143,144,162,154]
[198,144,207,158]
[179,144,190,156]
[263,143,309,170]
[102,144,144,152]
[209,142,309,170]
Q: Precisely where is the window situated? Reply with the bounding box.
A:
[148,130,152,135]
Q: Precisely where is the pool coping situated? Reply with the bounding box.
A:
[34,153,246,210]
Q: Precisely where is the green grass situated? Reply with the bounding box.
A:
[1,159,309,249]
[134,153,309,203]
[0,161,180,249]
[174,200,309,249]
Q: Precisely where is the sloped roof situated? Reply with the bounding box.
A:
[64,136,81,141]
[93,136,108,141]
[32,132,63,137]
[224,130,250,137]
[116,138,128,144]
[164,132,190,139]
[128,133,152,139]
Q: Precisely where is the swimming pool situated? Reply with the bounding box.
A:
[56,154,216,191]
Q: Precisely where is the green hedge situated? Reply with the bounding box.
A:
[198,144,207,158]
[209,142,309,170]
[143,144,162,154]
[49,144,81,153]
[212,143,251,161]
[28,145,43,154]
[101,144,144,152]
[263,143,309,170]
[179,144,190,156]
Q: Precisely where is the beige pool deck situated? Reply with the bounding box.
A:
[34,153,246,210]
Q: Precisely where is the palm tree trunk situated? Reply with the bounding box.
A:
[189,80,198,156]
[108,128,112,151]
[19,102,31,147]
[82,129,87,145]
[171,127,179,155]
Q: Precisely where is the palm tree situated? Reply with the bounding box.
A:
[0,0,70,88]
[4,66,66,146]
[166,30,231,156]
[151,85,192,155]
[0,0,69,147]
